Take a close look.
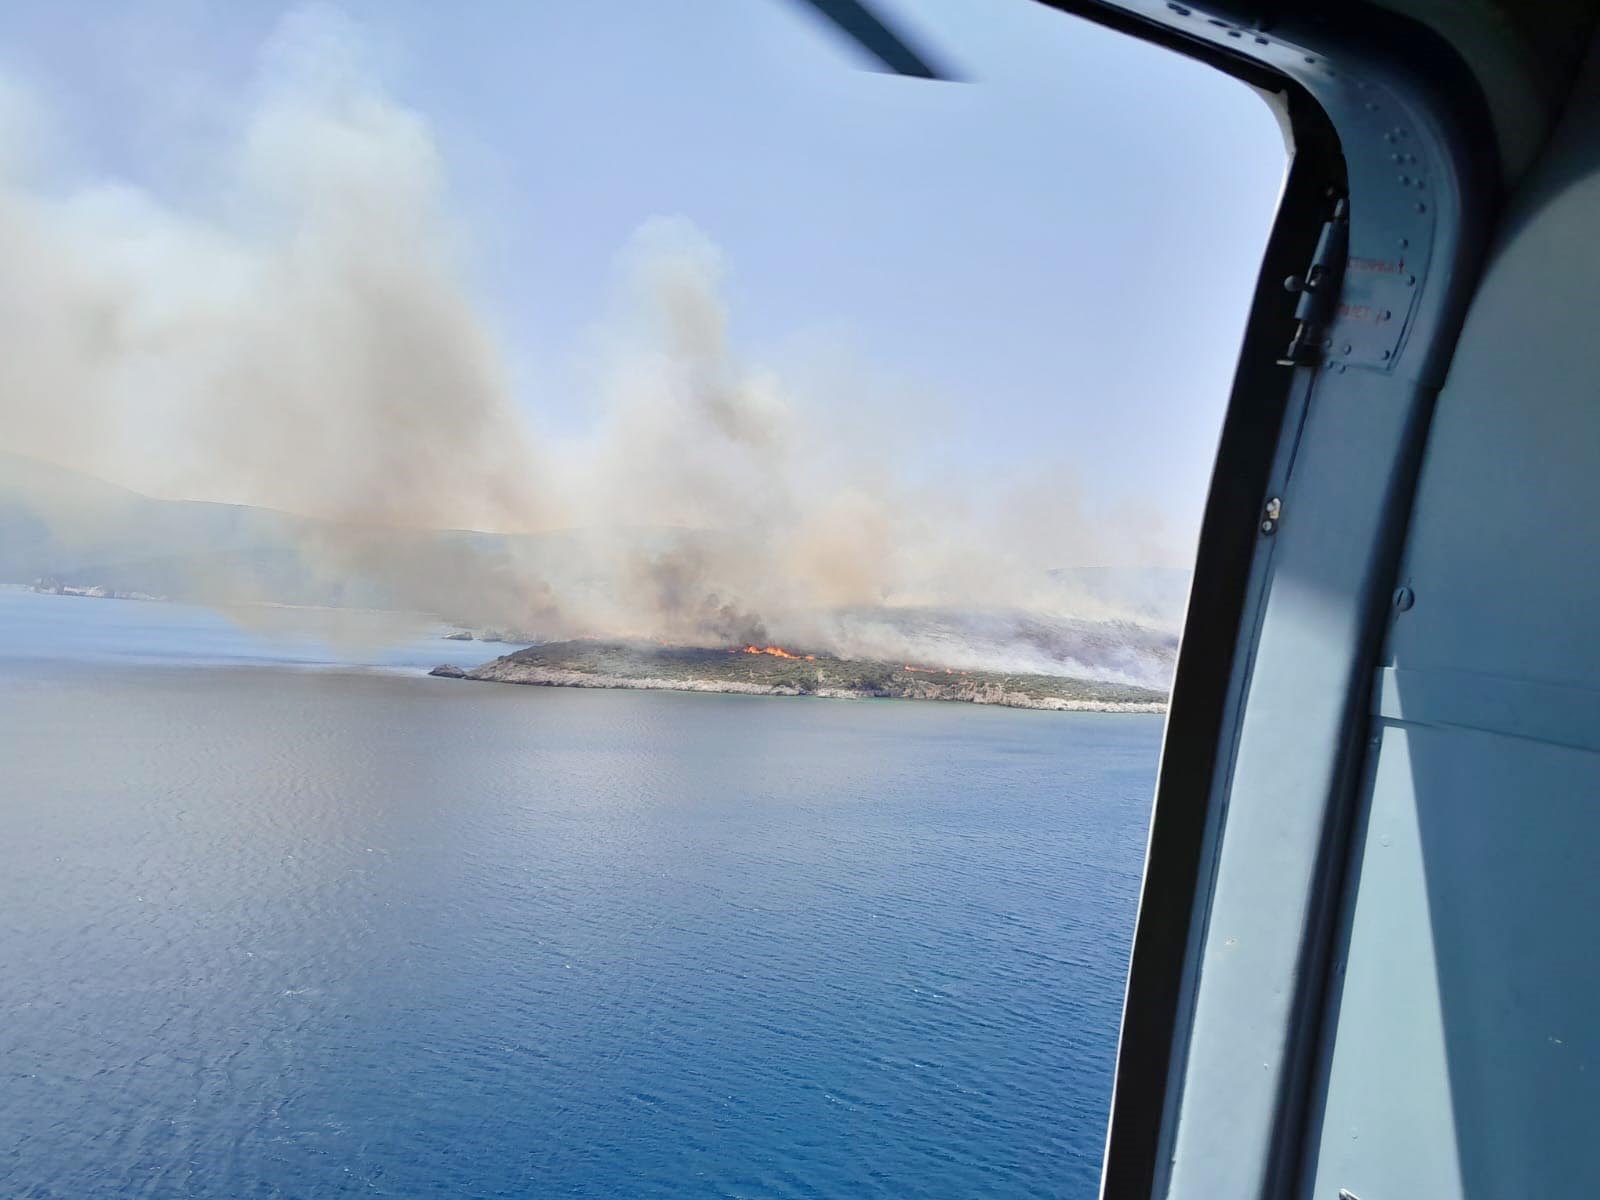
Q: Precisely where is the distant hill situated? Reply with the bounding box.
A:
[0,451,326,602]
[0,451,571,611]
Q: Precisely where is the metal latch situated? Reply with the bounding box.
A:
[1260,495,1282,535]
[1279,196,1349,365]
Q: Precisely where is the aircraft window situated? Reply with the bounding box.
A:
[0,2,1283,1195]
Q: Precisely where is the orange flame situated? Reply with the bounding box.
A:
[740,644,816,661]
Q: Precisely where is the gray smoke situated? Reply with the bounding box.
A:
[0,7,1185,680]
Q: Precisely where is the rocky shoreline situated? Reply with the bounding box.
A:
[429,640,1167,714]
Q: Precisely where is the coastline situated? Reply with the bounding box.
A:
[435,649,1169,714]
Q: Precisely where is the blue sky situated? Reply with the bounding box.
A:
[0,0,1283,563]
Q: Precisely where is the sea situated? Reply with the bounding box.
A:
[0,587,1160,1199]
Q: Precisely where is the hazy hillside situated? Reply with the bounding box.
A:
[0,452,1188,687]
[0,451,346,605]
[1047,565,1192,630]
[0,451,572,612]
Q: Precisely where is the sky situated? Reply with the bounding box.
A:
[0,0,1284,568]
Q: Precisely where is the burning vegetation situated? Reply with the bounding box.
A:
[737,644,816,660]
[432,639,1167,713]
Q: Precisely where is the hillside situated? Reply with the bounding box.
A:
[435,640,1168,713]
[0,452,1185,689]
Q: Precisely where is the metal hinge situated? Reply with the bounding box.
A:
[1278,195,1349,366]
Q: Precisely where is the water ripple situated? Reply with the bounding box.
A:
[0,664,1158,1198]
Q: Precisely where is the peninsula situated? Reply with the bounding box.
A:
[429,640,1167,713]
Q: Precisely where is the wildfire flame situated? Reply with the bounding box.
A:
[903,665,969,675]
[738,644,816,661]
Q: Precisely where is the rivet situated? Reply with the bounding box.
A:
[1380,349,1391,360]
[1342,343,1353,355]
[1407,274,1417,286]
[1399,175,1411,185]
[1399,237,1409,248]
[1416,202,1427,213]
[1393,586,1415,612]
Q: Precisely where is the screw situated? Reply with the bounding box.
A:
[1393,586,1415,611]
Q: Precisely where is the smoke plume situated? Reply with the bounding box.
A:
[0,8,1184,682]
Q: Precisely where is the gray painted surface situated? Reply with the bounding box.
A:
[1129,12,1495,1198]
[1303,30,1600,1200]
[1164,367,1430,1199]
[1386,89,1600,696]
[1078,5,1600,1198]
[1306,722,1600,1200]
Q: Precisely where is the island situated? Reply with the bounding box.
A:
[430,640,1167,713]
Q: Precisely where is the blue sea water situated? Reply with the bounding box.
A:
[0,589,1158,1198]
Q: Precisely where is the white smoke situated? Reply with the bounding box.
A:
[0,6,1185,674]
